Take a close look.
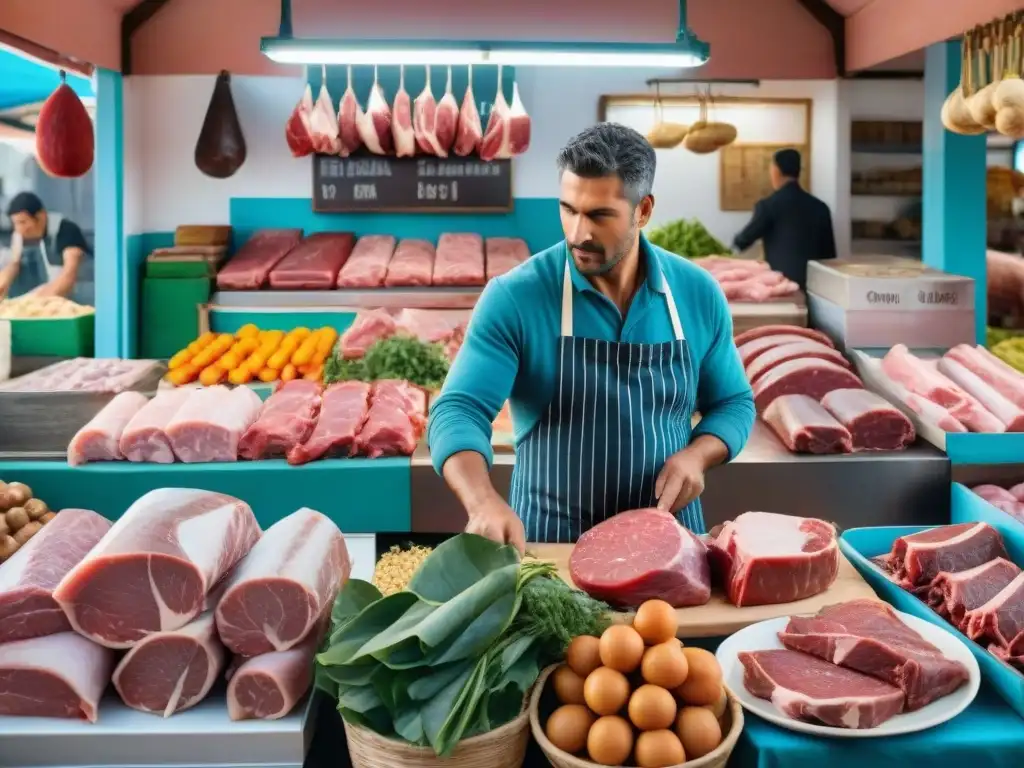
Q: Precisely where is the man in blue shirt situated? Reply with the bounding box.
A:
[428,123,755,553]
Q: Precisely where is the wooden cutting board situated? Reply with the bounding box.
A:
[528,543,878,639]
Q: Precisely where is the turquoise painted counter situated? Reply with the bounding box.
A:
[0,459,411,533]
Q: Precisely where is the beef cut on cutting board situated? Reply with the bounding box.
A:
[227,631,319,721]
[762,394,852,454]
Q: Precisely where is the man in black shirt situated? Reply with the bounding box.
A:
[732,149,837,291]
[1,191,90,299]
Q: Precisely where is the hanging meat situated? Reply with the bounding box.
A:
[285,84,315,158]
[453,64,482,157]
[357,65,393,155]
[392,65,416,157]
[308,65,341,155]
[195,70,247,178]
[36,70,94,178]
[435,66,459,154]
[507,78,531,155]
[480,66,531,161]
[414,65,446,157]
[337,65,362,157]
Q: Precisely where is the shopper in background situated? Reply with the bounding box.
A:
[0,191,90,299]
[731,148,837,290]
[988,248,1024,328]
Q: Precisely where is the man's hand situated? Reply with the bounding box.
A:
[655,449,706,513]
[465,494,526,555]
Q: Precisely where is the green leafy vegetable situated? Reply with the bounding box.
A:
[323,335,449,389]
[646,218,728,259]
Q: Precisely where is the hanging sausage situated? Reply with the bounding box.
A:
[36,70,94,178]
[195,70,247,179]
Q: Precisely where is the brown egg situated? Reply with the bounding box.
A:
[676,706,723,759]
[552,664,586,705]
[566,635,603,678]
[675,648,723,706]
[584,667,631,716]
[635,729,686,768]
[628,684,678,731]
[546,704,595,754]
[641,641,689,689]
[599,624,645,673]
[587,715,634,766]
[703,686,728,720]
[633,600,677,645]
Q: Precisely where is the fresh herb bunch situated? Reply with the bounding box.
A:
[646,218,728,259]
[323,335,449,389]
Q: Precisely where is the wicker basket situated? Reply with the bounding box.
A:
[529,664,744,768]
[343,704,531,768]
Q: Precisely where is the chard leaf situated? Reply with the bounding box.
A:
[331,579,382,631]
[318,591,420,667]
[408,534,520,603]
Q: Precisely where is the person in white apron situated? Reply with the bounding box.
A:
[2,192,88,300]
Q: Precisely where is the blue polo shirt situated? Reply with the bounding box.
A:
[428,235,755,474]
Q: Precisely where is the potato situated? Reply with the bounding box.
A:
[0,490,14,513]
[0,516,8,538]
[24,499,49,520]
[0,535,18,561]
[5,507,29,532]
[39,511,57,524]
[5,482,32,506]
[13,521,41,546]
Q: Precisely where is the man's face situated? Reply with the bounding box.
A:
[10,211,45,240]
[559,171,653,276]
[769,162,783,190]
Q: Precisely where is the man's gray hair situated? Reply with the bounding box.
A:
[556,123,657,206]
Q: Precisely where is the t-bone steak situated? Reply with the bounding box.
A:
[708,512,839,607]
[568,509,711,609]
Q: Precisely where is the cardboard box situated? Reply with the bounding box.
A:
[807,256,974,312]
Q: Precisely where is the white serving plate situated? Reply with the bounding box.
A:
[715,610,980,738]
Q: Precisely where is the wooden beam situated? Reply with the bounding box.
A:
[795,0,846,77]
[121,0,173,75]
[0,30,94,77]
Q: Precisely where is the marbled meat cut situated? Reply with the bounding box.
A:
[216,229,303,290]
[336,235,396,288]
[733,325,834,349]
[120,388,193,463]
[569,509,711,609]
[384,239,435,287]
[820,388,915,450]
[227,631,319,720]
[0,508,112,644]
[879,374,968,433]
[238,380,322,460]
[945,344,1024,409]
[216,508,349,655]
[752,358,863,412]
[433,233,485,286]
[762,394,852,454]
[937,357,1024,431]
[875,523,1007,588]
[166,385,262,462]
[287,381,372,465]
[0,632,115,721]
[779,599,970,710]
[737,334,830,368]
[53,488,261,648]
[739,649,904,729]
[339,309,397,359]
[67,391,149,465]
[267,232,355,290]
[964,572,1024,650]
[354,379,428,457]
[708,512,839,607]
[112,610,225,717]
[746,341,849,385]
[929,558,1021,630]
[485,237,530,281]
[395,308,468,344]
[881,344,971,413]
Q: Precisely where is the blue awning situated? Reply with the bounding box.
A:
[0,46,93,112]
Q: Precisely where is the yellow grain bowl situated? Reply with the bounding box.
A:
[530,664,744,768]
[343,705,531,768]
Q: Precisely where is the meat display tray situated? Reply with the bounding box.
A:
[210,287,484,310]
[840,505,1024,720]
[0,692,318,768]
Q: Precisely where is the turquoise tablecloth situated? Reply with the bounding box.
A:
[731,684,1024,768]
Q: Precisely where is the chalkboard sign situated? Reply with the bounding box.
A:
[313,155,513,213]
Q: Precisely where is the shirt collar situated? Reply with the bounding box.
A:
[564,232,667,295]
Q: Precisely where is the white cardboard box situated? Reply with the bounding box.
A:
[807,256,974,312]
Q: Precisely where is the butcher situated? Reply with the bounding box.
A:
[428,123,755,552]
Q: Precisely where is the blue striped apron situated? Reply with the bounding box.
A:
[509,261,704,543]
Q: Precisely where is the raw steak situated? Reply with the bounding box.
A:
[384,239,435,287]
[876,523,1007,588]
[964,572,1024,650]
[287,381,372,465]
[227,631,319,720]
[394,308,468,345]
[433,233,485,286]
[53,488,261,648]
[569,509,711,609]
[238,380,322,460]
[353,379,427,458]
[737,334,830,368]
[112,610,225,717]
[0,632,115,721]
[485,237,530,281]
[339,309,397,359]
[0,508,112,644]
[120,388,193,463]
[938,357,1024,431]
[336,235,396,288]
[739,649,904,729]
[930,558,1021,631]
[216,229,303,290]
[820,388,915,450]
[67,391,149,465]
[752,358,864,412]
[879,373,968,433]
[166,385,262,463]
[762,394,853,454]
[882,344,972,414]
[734,325,834,349]
[216,508,349,655]
[746,341,850,385]
[779,599,970,710]
[945,344,1024,409]
[267,232,355,290]
[708,512,839,607]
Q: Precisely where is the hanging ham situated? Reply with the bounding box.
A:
[356,65,394,155]
[480,67,531,161]
[435,66,459,154]
[337,65,362,157]
[392,66,416,157]
[453,64,482,157]
[36,70,94,178]
[414,65,446,157]
[195,71,247,178]
[308,65,341,155]
[507,78,531,156]
[285,84,315,158]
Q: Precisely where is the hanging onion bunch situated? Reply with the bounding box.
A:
[646,84,688,149]
[683,88,737,154]
[993,18,1024,139]
[942,29,986,134]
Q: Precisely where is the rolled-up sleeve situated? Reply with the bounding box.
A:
[427,279,523,474]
